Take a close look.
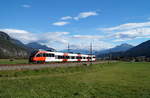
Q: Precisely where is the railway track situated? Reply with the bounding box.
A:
[0,61,105,71]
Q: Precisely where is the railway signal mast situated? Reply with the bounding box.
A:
[68,43,70,53]
[90,42,93,65]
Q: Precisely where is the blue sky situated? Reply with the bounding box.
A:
[0,0,150,50]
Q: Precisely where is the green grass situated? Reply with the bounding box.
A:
[0,59,28,64]
[0,62,150,98]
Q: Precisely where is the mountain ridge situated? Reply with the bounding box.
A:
[0,31,29,58]
[97,43,133,55]
[26,42,55,51]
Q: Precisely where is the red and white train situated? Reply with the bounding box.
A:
[29,50,96,63]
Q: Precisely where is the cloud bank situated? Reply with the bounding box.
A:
[53,11,98,26]
[98,21,150,42]
[0,28,112,50]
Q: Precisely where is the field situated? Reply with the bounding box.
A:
[0,62,150,98]
[0,59,28,64]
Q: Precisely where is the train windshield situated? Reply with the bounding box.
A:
[30,50,38,57]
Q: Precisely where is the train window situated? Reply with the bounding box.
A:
[83,57,86,59]
[43,53,46,57]
[65,56,69,59]
[57,56,63,59]
[47,53,54,57]
[45,53,48,57]
[77,56,82,59]
[62,56,69,59]
[87,57,92,59]
[36,53,43,57]
[47,54,51,57]
[51,54,54,57]
[71,56,75,59]
[64,56,66,59]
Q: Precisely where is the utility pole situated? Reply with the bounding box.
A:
[90,42,93,65]
[109,49,112,60]
[108,49,112,63]
[68,43,70,53]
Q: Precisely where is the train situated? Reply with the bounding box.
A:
[29,50,96,63]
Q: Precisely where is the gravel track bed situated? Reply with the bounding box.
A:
[0,61,105,71]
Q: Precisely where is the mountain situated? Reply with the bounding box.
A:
[124,40,150,57]
[97,43,133,54]
[26,42,55,51]
[0,31,29,58]
[97,40,150,58]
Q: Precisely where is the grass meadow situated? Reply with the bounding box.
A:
[0,62,150,98]
[0,59,28,64]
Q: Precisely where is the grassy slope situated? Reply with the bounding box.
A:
[0,62,150,98]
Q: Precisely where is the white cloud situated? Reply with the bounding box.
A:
[108,27,150,42]
[97,21,150,42]
[0,29,69,45]
[68,39,114,51]
[1,29,29,34]
[52,21,70,26]
[70,35,113,50]
[61,16,72,20]
[72,35,103,39]
[0,28,114,51]
[22,4,31,8]
[42,32,69,44]
[0,29,37,43]
[100,21,150,31]
[55,11,98,26]
[74,11,98,20]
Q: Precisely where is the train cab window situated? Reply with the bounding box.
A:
[47,53,54,57]
[36,53,43,57]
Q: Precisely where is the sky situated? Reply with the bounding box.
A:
[0,0,150,50]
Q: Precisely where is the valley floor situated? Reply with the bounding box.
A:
[0,62,150,98]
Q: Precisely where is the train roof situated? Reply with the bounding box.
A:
[37,50,95,56]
